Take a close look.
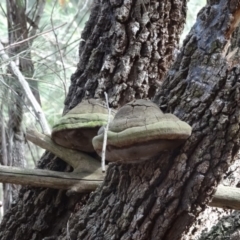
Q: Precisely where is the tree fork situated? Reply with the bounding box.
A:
[0,0,217,239]
[66,1,240,240]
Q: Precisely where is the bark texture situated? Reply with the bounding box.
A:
[64,1,240,239]
[183,23,240,239]
[65,0,186,109]
[198,210,240,240]
[0,0,187,239]
[3,0,240,239]
[183,23,240,240]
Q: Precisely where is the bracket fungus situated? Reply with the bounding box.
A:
[52,99,115,152]
[92,99,192,163]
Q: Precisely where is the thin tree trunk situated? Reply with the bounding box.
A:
[5,0,26,212]
[3,0,44,213]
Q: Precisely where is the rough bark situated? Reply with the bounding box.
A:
[9,1,239,239]
[198,211,240,240]
[65,0,186,109]
[0,0,187,239]
[182,16,240,240]
[65,1,240,240]
[184,23,240,239]
[4,1,240,240]
[2,0,239,239]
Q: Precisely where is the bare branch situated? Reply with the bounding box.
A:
[209,185,240,210]
[26,129,101,173]
[50,0,67,97]
[0,42,51,134]
[62,0,89,42]
[28,0,46,40]
[1,165,240,207]
[2,23,67,51]
[0,165,102,192]
[0,104,7,166]
[101,92,111,172]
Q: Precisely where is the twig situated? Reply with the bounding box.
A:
[63,0,91,55]
[0,73,64,90]
[102,92,111,172]
[28,0,46,41]
[50,0,67,97]
[62,0,89,41]
[0,42,51,134]
[0,3,7,19]
[2,23,66,51]
[0,76,37,120]
[66,213,72,240]
[31,37,81,64]
[26,139,37,167]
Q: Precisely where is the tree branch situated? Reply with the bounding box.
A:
[0,42,51,134]
[209,185,240,210]
[26,129,101,173]
[0,165,103,192]
[0,164,239,208]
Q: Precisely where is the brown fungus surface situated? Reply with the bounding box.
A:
[52,99,115,152]
[93,99,192,163]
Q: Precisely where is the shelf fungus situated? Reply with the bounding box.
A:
[52,99,115,152]
[92,99,192,163]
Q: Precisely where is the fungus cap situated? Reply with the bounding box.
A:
[92,99,192,163]
[52,99,115,152]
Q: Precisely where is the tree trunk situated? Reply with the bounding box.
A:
[2,0,240,240]
[0,0,187,238]
[182,22,240,239]
[184,23,240,240]
[2,0,45,214]
[4,0,28,212]
[63,1,240,239]
[64,0,186,109]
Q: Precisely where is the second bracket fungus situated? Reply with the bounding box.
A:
[92,99,192,163]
